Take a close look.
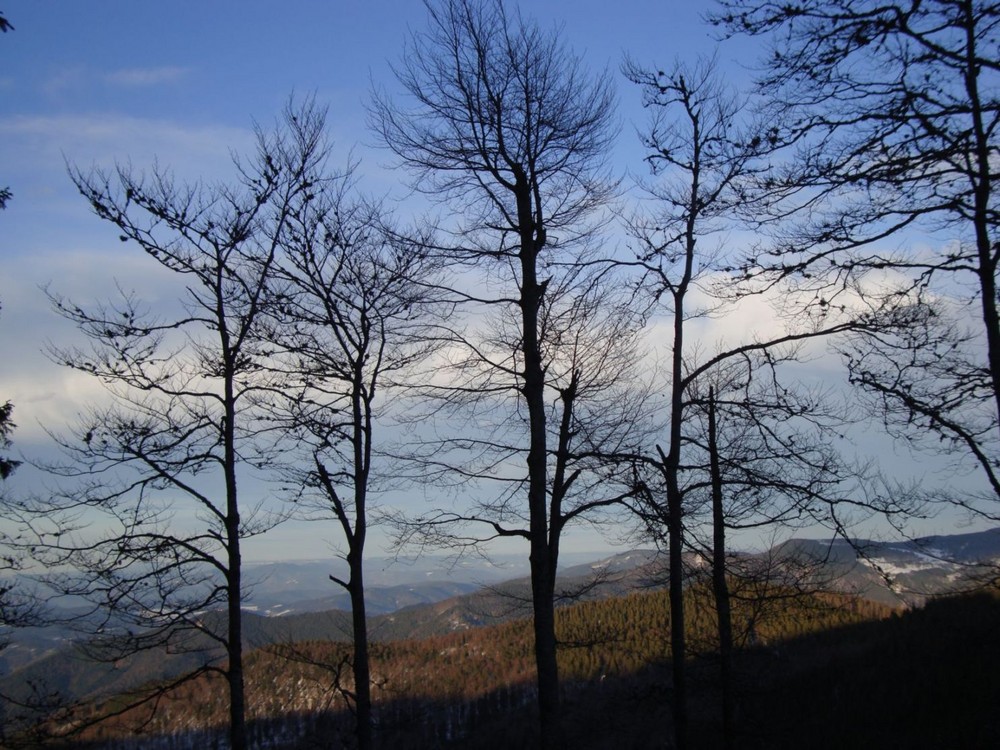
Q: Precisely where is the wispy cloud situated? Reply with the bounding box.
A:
[104,66,190,87]
[40,65,190,97]
[0,113,253,181]
[0,246,187,443]
[42,66,87,96]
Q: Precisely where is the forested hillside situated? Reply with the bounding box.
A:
[23,586,999,749]
[37,584,890,748]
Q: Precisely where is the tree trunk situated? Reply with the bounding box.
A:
[350,557,372,750]
[224,369,247,750]
[530,545,560,748]
[708,387,735,750]
[226,557,246,750]
[517,171,562,748]
[663,207,696,750]
[665,476,687,750]
[352,383,374,750]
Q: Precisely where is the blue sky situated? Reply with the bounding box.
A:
[1,1,739,436]
[1,2,987,561]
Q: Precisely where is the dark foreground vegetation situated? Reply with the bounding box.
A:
[18,586,997,750]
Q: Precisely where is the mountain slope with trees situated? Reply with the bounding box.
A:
[22,585,1000,750]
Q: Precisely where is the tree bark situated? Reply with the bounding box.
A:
[349,558,372,750]
[224,368,247,750]
[351,381,374,750]
[517,170,563,748]
[708,387,736,750]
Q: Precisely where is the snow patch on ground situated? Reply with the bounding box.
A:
[862,555,957,577]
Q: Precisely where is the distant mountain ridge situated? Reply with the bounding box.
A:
[2,529,998,707]
[773,528,1000,605]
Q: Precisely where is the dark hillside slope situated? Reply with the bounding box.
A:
[732,591,1000,750]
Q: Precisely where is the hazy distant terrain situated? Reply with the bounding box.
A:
[3,529,998,711]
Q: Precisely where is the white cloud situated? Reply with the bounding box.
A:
[0,259,177,442]
[4,368,112,445]
[41,66,87,96]
[104,66,190,87]
[0,113,253,181]
[41,65,190,97]
[0,112,265,448]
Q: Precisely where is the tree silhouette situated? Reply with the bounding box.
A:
[262,124,446,750]
[24,101,328,750]
[621,55,893,749]
[712,0,1000,522]
[371,0,633,744]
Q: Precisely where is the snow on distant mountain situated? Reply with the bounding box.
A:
[774,529,1000,605]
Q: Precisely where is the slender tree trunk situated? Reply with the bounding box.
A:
[662,157,699,749]
[352,384,374,750]
[530,549,560,747]
[516,172,562,748]
[663,353,688,750]
[226,554,246,750]
[960,0,1000,431]
[662,342,688,750]
[708,388,735,750]
[224,377,247,750]
[350,556,372,750]
[665,476,687,750]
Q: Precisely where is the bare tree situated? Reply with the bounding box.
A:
[711,0,1000,520]
[263,148,445,750]
[689,355,875,750]
[370,0,628,744]
[622,56,777,749]
[622,56,892,750]
[21,101,327,750]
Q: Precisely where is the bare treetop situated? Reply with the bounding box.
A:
[371,0,617,252]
